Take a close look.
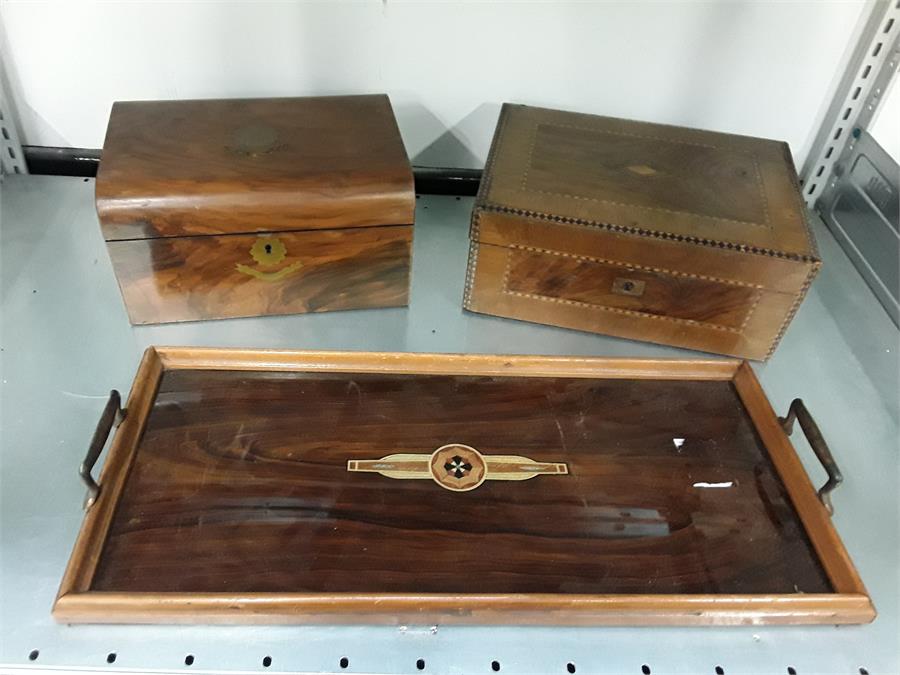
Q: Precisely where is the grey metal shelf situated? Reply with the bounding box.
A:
[1,176,897,675]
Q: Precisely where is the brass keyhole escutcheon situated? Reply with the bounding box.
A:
[612,277,646,298]
[236,236,303,282]
[250,237,287,267]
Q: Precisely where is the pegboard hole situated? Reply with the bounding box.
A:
[862,65,872,79]
[807,183,817,195]
[184,654,195,666]
[7,147,14,159]
[492,660,501,672]
[884,17,894,33]
[859,669,870,675]
[715,667,725,675]
[107,652,117,664]
[340,656,349,669]
[416,658,426,670]
[825,146,834,159]
[567,663,576,674]
[873,42,883,57]
[1,127,8,140]
[787,668,797,675]
[833,127,843,140]
[843,107,853,120]
[853,86,862,100]
[642,666,652,675]
[262,655,272,668]
[28,650,39,661]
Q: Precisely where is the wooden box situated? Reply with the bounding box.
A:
[464,104,820,360]
[55,348,874,625]
[96,95,414,324]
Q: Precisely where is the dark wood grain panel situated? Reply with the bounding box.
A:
[108,225,411,324]
[482,103,816,257]
[96,95,414,240]
[505,248,759,330]
[527,123,767,224]
[92,369,831,596]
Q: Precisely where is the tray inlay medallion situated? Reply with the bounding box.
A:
[347,443,568,492]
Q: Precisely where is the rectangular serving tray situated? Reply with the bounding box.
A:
[54,348,874,625]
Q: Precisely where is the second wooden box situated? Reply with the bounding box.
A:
[464,104,820,360]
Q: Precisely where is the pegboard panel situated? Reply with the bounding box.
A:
[802,0,900,206]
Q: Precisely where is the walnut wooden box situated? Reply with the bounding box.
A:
[464,104,820,360]
[96,95,414,324]
[55,347,874,625]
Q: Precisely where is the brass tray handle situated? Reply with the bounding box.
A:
[778,398,843,515]
[80,390,126,510]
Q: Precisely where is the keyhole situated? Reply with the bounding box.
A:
[623,281,634,292]
[265,244,272,254]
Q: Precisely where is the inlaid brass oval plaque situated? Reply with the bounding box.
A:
[347,444,569,492]
[626,164,658,176]
[227,124,284,157]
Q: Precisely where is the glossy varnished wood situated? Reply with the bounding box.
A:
[95,95,415,324]
[96,95,414,240]
[107,225,412,323]
[464,104,820,360]
[91,370,831,595]
[54,349,874,625]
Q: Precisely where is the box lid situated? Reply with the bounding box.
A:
[476,104,818,261]
[96,95,414,240]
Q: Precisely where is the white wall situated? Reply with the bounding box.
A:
[871,75,900,161]
[0,0,866,168]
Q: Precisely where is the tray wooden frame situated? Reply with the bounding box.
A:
[54,347,875,625]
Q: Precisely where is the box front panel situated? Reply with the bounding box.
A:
[466,242,804,360]
[505,247,760,331]
[108,225,411,324]
[475,209,814,294]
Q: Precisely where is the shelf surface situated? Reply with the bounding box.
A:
[0,175,897,674]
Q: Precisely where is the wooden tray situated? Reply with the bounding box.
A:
[55,348,875,625]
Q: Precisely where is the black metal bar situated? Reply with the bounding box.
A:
[22,146,483,196]
[412,166,482,196]
[23,145,101,177]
